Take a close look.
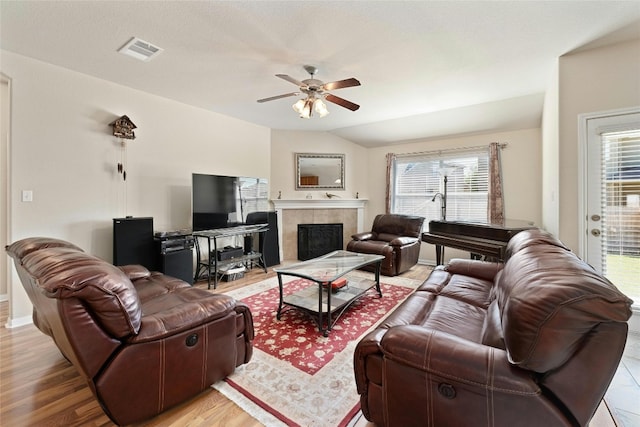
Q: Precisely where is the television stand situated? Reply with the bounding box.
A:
[193,224,269,289]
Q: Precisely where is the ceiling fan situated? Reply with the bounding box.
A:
[257,65,361,118]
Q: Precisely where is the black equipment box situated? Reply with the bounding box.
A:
[153,230,195,285]
[154,232,194,255]
[217,246,243,261]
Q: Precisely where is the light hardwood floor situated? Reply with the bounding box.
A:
[0,263,431,426]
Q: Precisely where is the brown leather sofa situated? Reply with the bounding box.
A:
[6,237,254,426]
[354,228,633,427]
[347,214,425,276]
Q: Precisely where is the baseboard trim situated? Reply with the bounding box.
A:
[4,314,32,329]
[417,259,437,267]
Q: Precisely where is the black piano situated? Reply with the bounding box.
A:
[422,219,536,265]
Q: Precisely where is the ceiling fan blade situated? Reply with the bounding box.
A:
[323,78,361,91]
[325,94,360,111]
[257,92,300,103]
[276,74,306,87]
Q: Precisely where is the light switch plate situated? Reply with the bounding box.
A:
[22,190,33,202]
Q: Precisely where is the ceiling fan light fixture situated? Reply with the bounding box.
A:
[315,98,329,117]
[300,99,314,119]
[292,99,306,114]
[292,96,329,119]
[293,97,315,119]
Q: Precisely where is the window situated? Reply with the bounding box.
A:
[601,129,640,300]
[390,148,490,226]
[238,177,270,220]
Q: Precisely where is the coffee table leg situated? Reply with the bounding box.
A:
[317,281,329,337]
[375,260,383,297]
[276,273,284,320]
[325,282,331,337]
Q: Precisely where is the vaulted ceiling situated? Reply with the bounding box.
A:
[1,1,639,147]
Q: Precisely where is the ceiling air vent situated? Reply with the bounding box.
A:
[118,37,163,62]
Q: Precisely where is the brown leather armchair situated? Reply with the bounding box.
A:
[354,229,633,427]
[347,213,425,276]
[6,237,254,426]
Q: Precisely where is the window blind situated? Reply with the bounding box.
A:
[601,130,640,293]
[390,147,490,225]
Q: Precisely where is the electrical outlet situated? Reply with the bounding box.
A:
[21,190,33,202]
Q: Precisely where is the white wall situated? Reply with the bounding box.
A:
[1,50,270,325]
[270,129,369,200]
[542,60,560,236]
[558,39,640,251]
[1,76,9,301]
[366,128,542,264]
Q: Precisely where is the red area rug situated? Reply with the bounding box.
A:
[212,273,421,427]
[247,278,413,375]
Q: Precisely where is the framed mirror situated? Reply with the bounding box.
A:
[295,153,345,190]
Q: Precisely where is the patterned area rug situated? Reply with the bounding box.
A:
[212,271,422,427]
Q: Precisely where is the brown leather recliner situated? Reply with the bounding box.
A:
[347,214,425,276]
[6,237,254,426]
[354,228,633,427]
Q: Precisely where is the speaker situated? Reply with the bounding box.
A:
[113,217,156,270]
[246,211,280,267]
[158,249,193,284]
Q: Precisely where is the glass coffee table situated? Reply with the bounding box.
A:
[274,250,385,336]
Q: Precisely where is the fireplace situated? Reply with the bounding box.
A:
[272,199,367,261]
[298,223,343,260]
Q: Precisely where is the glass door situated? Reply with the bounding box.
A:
[585,111,640,306]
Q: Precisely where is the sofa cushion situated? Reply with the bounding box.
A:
[133,271,189,302]
[377,265,489,344]
[372,213,424,238]
[131,288,238,343]
[480,299,505,349]
[498,242,633,372]
[21,247,142,338]
[376,232,400,242]
[389,236,419,246]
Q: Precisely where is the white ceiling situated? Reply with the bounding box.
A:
[1,1,639,147]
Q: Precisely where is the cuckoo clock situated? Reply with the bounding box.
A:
[110,115,137,140]
[110,115,137,182]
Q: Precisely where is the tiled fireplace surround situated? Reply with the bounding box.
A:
[271,199,368,261]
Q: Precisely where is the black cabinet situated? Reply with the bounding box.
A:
[113,217,156,270]
[246,211,280,267]
[158,248,193,284]
[155,233,194,284]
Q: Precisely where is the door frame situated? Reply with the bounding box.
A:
[1,73,12,306]
[577,106,640,261]
[578,106,640,333]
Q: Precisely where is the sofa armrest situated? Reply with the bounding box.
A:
[351,232,375,241]
[354,328,387,393]
[117,264,151,280]
[389,236,419,247]
[235,301,255,341]
[445,258,503,282]
[380,325,539,395]
[234,302,255,364]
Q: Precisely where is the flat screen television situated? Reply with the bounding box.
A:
[192,173,270,231]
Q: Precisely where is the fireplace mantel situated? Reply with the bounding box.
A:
[271,198,368,261]
[272,198,367,210]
